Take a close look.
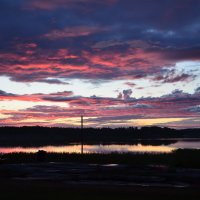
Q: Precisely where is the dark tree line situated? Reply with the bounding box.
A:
[0,126,199,146]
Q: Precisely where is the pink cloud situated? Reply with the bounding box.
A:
[0,90,73,102]
[0,39,198,85]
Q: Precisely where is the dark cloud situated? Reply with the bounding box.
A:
[0,90,16,97]
[123,89,133,100]
[187,105,200,113]
[39,79,69,85]
[41,91,74,102]
[117,89,133,100]
[124,82,136,87]
[153,72,196,83]
[132,104,153,109]
[195,87,200,93]
[25,0,117,10]
[42,26,108,40]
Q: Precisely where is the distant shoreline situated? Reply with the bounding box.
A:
[0,126,199,146]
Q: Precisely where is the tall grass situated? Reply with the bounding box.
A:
[1,149,200,168]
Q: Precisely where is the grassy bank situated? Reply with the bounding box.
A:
[1,149,200,168]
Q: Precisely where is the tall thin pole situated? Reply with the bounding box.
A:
[81,115,83,154]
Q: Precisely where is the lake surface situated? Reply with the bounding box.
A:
[0,140,200,154]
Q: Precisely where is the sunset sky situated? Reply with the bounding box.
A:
[0,0,200,128]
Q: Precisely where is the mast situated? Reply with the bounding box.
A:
[81,115,83,154]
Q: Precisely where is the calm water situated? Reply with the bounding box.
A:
[0,140,200,154]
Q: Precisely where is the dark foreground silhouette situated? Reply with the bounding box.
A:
[0,150,200,200]
[0,181,199,200]
[0,127,199,199]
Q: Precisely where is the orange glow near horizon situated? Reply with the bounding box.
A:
[0,144,176,154]
[97,118,189,127]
